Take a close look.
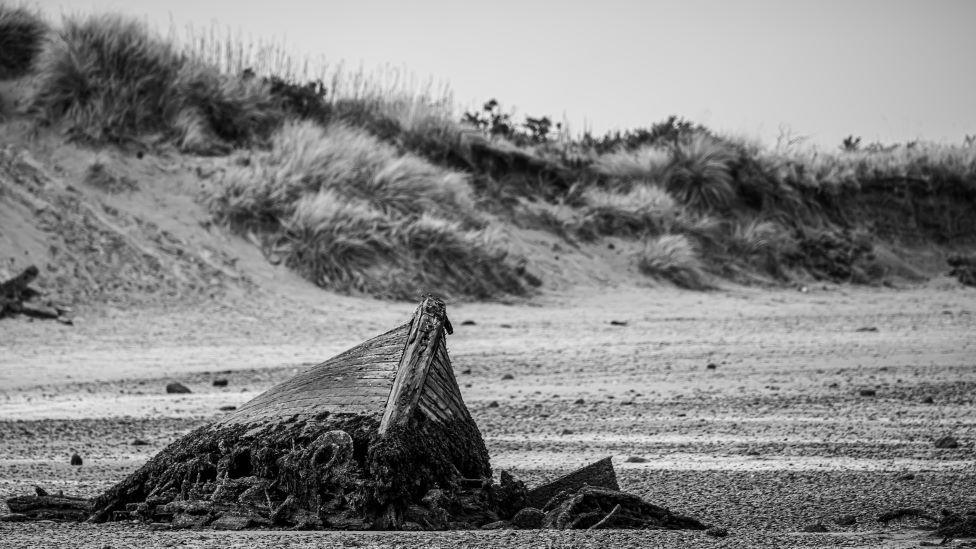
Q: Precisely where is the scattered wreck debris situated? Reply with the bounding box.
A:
[937,509,976,540]
[947,254,976,287]
[4,296,707,532]
[876,507,976,542]
[0,265,72,323]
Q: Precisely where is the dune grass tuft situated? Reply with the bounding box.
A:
[31,13,280,147]
[592,145,670,182]
[663,134,737,213]
[580,184,679,237]
[637,234,711,290]
[209,120,534,299]
[0,5,47,79]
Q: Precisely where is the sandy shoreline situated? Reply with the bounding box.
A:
[1,284,974,547]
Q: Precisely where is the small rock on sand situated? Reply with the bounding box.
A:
[501,374,514,380]
[131,439,149,446]
[460,320,476,326]
[166,382,191,394]
[801,522,828,533]
[705,526,728,537]
[218,405,237,412]
[487,401,499,408]
[934,436,959,449]
[70,453,82,466]
[835,514,857,526]
[625,456,648,463]
[212,379,228,387]
[706,363,717,370]
[859,389,876,397]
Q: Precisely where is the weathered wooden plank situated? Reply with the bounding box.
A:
[379,297,448,435]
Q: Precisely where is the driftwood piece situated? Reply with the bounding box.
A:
[526,456,620,509]
[544,486,705,530]
[0,265,40,317]
[0,265,72,323]
[5,494,92,521]
[0,265,39,297]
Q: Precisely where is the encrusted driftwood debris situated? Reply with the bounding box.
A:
[525,456,619,508]
[0,265,72,323]
[6,296,706,532]
[5,494,91,521]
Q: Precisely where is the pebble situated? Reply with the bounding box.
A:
[800,522,828,533]
[934,435,959,449]
[705,526,728,537]
[166,382,191,394]
[835,514,857,526]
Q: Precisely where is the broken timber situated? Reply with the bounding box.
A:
[6,296,707,532]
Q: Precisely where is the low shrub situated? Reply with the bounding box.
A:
[637,234,710,290]
[0,5,47,78]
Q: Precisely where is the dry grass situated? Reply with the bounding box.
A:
[580,184,679,237]
[211,121,478,226]
[0,4,47,79]
[209,121,534,299]
[637,234,710,290]
[31,13,280,146]
[664,134,737,213]
[592,146,670,182]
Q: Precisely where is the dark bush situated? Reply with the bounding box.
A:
[0,5,47,79]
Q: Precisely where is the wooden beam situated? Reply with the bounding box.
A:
[378,296,449,436]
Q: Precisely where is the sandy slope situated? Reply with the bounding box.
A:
[1,281,974,548]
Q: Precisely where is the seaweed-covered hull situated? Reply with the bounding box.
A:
[87,296,493,529]
[23,296,707,532]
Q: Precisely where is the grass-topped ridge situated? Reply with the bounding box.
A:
[2,8,974,298]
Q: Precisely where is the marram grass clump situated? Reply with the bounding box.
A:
[209,121,537,300]
[637,234,711,290]
[30,13,280,147]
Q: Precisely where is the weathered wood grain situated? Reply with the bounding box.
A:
[378,296,448,435]
[220,324,408,426]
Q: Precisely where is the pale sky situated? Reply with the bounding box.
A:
[33,0,976,148]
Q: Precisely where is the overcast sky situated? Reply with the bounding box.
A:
[34,0,976,148]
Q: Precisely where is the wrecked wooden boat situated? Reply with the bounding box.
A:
[6,296,707,532]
